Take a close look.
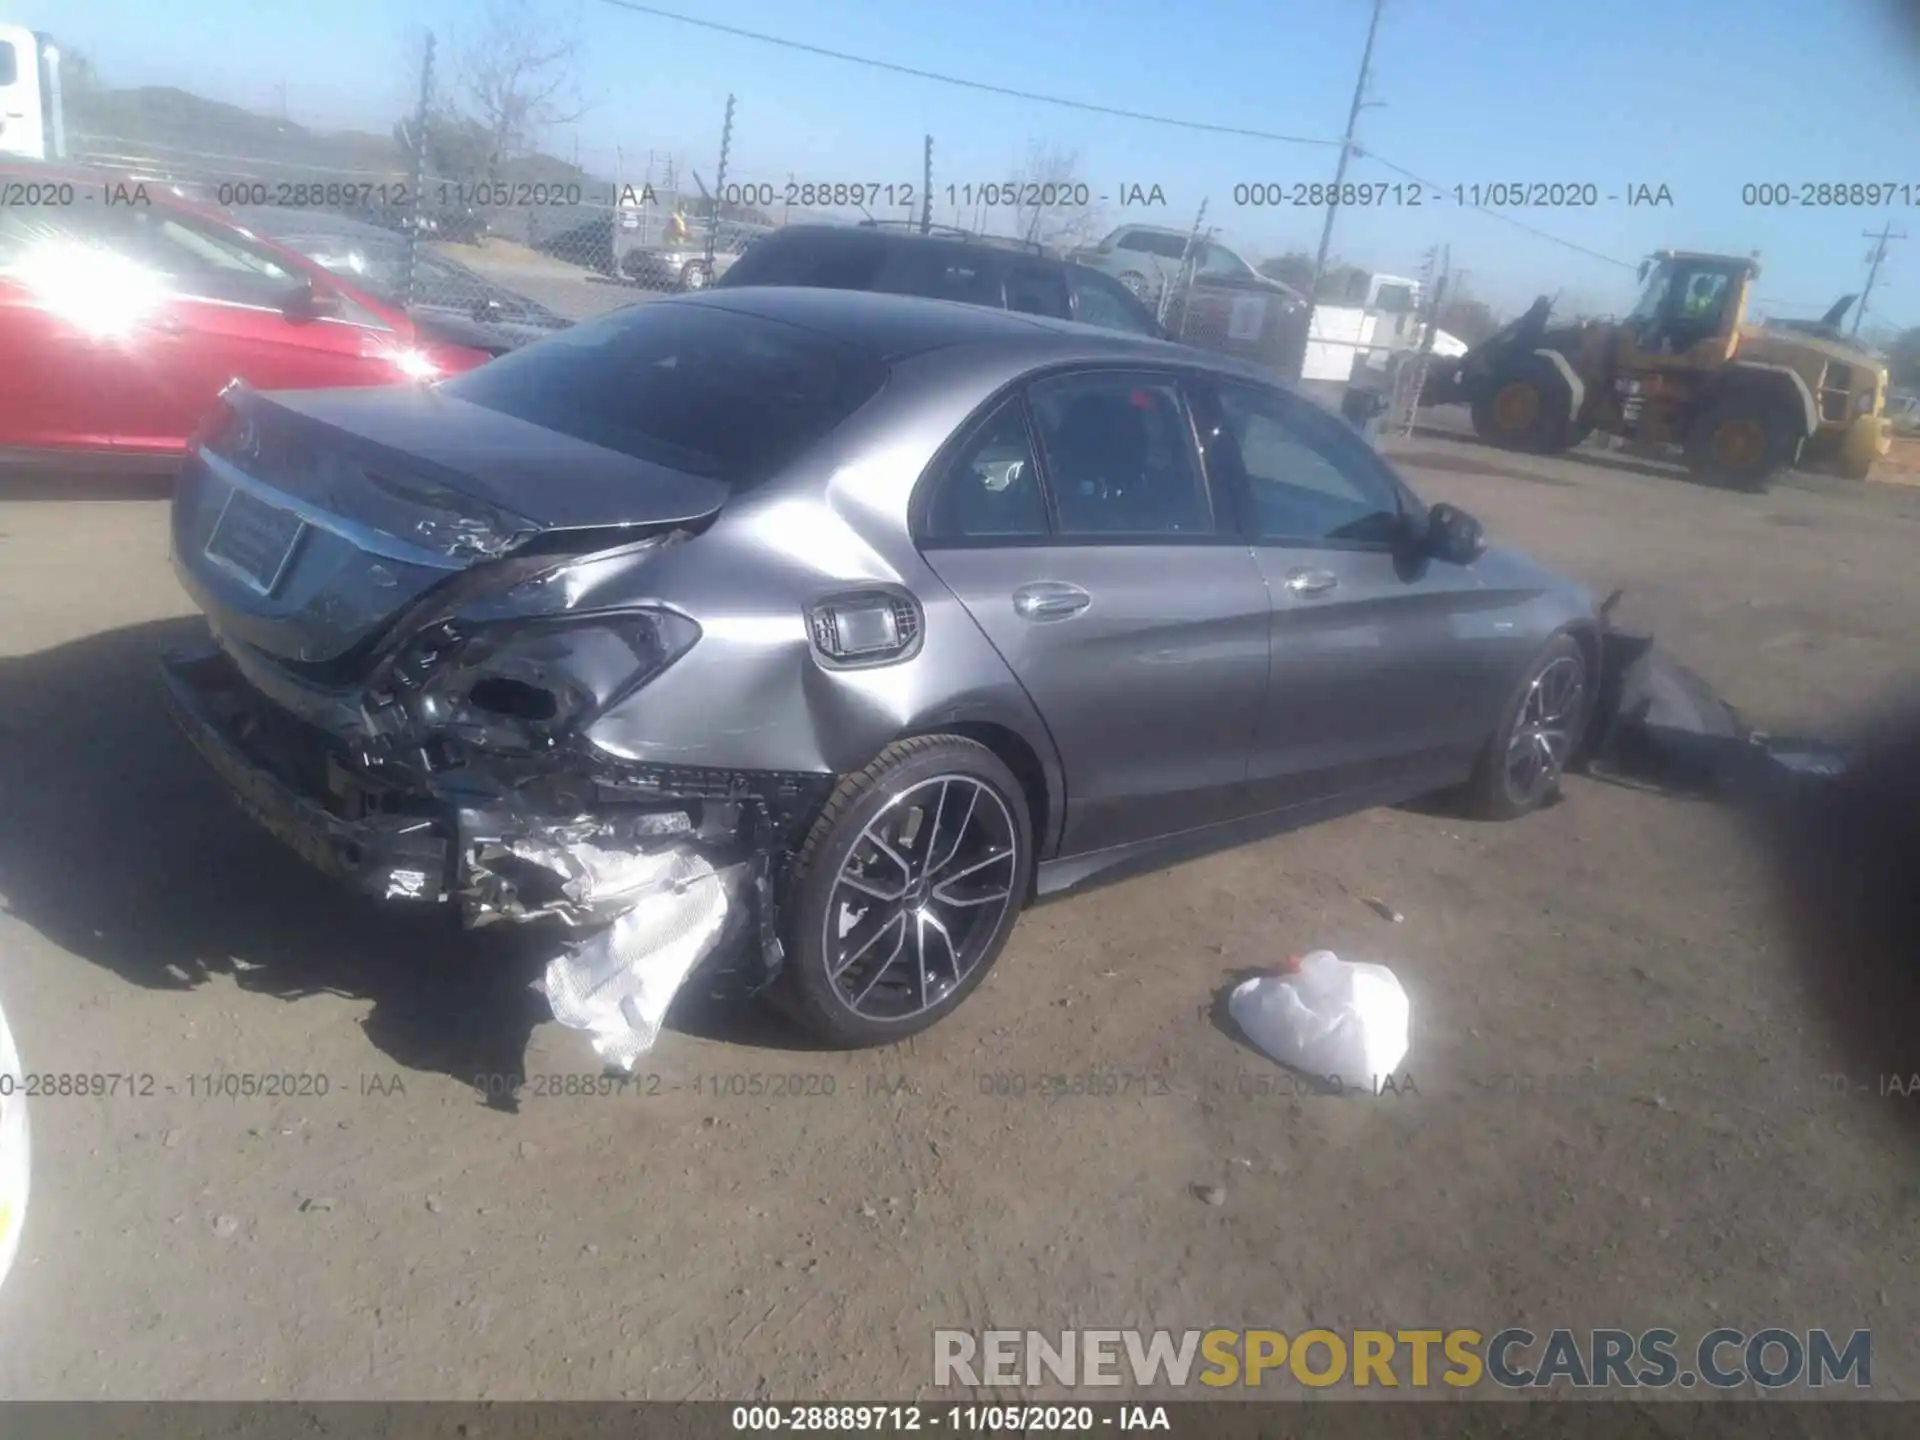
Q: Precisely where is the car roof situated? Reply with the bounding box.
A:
[677,285,1258,375]
[755,223,1047,257]
[740,223,1169,292]
[236,208,395,244]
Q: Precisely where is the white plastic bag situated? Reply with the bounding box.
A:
[0,992,28,1294]
[1228,951,1409,1089]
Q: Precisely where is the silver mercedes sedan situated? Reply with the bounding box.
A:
[163,287,1602,1046]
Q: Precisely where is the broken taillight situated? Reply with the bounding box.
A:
[190,383,240,447]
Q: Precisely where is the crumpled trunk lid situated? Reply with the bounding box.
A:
[171,385,727,669]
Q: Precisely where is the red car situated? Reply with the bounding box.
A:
[0,163,491,468]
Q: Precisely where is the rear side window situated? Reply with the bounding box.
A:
[1028,373,1212,537]
[0,42,16,86]
[1115,230,1188,259]
[870,244,1001,307]
[440,301,887,489]
[717,229,885,289]
[923,400,1049,542]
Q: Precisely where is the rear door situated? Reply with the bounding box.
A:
[917,368,1270,857]
[1192,377,1498,810]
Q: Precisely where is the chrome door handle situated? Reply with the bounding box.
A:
[1013,581,1091,621]
[145,315,188,336]
[1283,567,1339,596]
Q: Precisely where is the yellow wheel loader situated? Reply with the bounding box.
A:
[1422,251,1891,491]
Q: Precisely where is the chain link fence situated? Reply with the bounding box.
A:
[58,66,1464,415]
[66,127,784,326]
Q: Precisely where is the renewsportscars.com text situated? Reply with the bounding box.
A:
[933,1327,1872,1390]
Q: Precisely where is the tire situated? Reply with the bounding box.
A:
[680,262,711,291]
[1683,391,1799,492]
[1457,634,1592,821]
[1832,449,1874,481]
[1118,270,1151,299]
[1470,353,1575,454]
[773,736,1034,1047]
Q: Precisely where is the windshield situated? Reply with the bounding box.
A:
[1628,260,1678,324]
[439,300,887,485]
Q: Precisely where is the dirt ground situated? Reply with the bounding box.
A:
[1,428,1918,1402]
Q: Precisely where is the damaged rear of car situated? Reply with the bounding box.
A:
[163,299,906,1059]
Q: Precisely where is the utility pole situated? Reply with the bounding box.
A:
[708,94,735,271]
[1855,222,1905,337]
[921,135,934,234]
[400,32,435,310]
[1311,0,1385,300]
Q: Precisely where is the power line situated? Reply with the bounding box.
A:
[1361,152,1637,271]
[596,0,1640,272]
[593,0,1341,147]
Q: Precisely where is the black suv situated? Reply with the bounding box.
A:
[712,221,1169,338]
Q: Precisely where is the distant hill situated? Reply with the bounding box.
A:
[71,86,406,177]
[64,85,780,227]
[68,85,609,194]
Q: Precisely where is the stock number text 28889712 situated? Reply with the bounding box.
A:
[1234,182,1429,207]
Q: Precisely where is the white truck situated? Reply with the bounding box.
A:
[0,23,65,162]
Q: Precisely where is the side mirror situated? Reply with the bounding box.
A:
[282,281,342,323]
[1423,502,1484,564]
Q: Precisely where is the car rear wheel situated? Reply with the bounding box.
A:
[1118,270,1151,299]
[681,262,711,291]
[1458,635,1591,820]
[774,736,1033,1047]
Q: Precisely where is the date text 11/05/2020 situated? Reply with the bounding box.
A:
[1231,182,1675,208]
[711,182,1174,210]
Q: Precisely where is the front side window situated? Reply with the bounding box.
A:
[0,41,16,86]
[1028,372,1212,537]
[1198,244,1254,280]
[716,230,885,289]
[1210,382,1403,544]
[1628,261,1678,325]
[1114,230,1189,260]
[440,301,888,489]
[0,204,392,322]
[923,399,1049,542]
[870,245,1000,307]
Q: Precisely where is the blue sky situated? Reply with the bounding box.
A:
[24,0,1920,327]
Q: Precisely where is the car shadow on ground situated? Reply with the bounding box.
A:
[0,473,176,503]
[0,617,815,1106]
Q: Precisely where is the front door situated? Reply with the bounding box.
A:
[1192,378,1499,811]
[916,370,1270,857]
[111,207,402,451]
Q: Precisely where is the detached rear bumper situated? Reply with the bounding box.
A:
[160,644,455,903]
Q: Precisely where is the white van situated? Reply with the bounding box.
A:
[0,24,65,162]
